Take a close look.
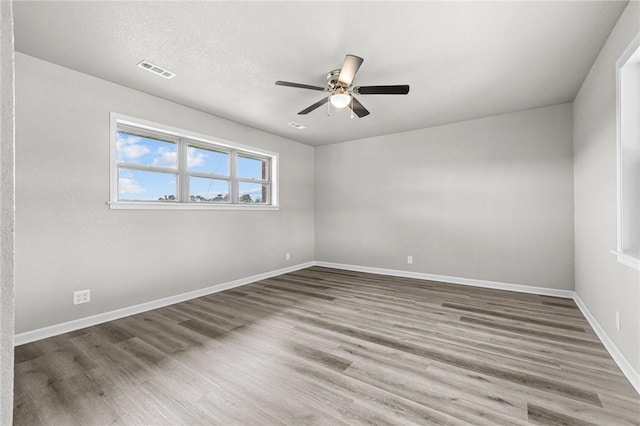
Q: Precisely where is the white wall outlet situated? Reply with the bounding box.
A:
[73,289,90,305]
[286,252,291,261]
[407,256,413,264]
[615,311,620,331]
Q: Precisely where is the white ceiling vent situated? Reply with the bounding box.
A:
[287,122,306,129]
[137,60,176,79]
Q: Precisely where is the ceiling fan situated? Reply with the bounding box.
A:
[275,54,410,118]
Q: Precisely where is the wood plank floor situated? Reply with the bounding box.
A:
[13,267,640,425]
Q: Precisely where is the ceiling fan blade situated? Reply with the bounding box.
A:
[350,97,370,118]
[337,54,364,86]
[298,97,329,115]
[275,81,326,91]
[355,85,410,95]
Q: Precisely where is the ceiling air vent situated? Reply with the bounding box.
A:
[287,122,306,129]
[137,60,176,79]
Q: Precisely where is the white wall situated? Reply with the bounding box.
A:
[315,104,574,290]
[0,1,15,423]
[573,1,640,374]
[15,53,315,333]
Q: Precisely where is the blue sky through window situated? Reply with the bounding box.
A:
[239,182,265,203]
[187,145,229,176]
[190,176,229,202]
[237,155,266,180]
[116,131,268,202]
[118,168,176,201]
[116,131,176,168]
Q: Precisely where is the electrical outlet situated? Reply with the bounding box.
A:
[286,252,291,261]
[407,256,413,264]
[73,289,90,305]
[616,312,620,331]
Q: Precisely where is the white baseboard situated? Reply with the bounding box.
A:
[314,261,575,298]
[13,261,314,346]
[573,294,640,395]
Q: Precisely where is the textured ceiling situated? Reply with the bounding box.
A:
[13,1,627,146]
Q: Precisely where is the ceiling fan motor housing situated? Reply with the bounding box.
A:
[327,69,346,91]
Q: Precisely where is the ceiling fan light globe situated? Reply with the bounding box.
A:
[330,93,351,109]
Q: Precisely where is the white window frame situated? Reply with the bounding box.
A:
[109,113,279,210]
[612,34,640,270]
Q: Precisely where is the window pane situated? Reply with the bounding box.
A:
[116,131,177,169]
[237,155,267,180]
[238,182,268,204]
[118,168,177,201]
[187,145,229,176]
[189,176,229,203]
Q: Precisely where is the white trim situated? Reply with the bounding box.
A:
[615,34,640,266]
[573,293,640,395]
[610,250,640,271]
[107,201,280,211]
[314,261,574,298]
[13,261,314,346]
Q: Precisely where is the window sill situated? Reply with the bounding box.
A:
[108,201,280,211]
[610,250,640,271]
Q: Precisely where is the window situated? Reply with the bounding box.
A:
[613,34,640,270]
[110,113,278,209]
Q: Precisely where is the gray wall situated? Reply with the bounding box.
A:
[573,1,639,374]
[0,1,15,424]
[315,103,574,290]
[15,53,315,333]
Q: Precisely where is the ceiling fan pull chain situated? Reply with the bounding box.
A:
[327,99,331,116]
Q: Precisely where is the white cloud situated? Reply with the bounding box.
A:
[116,135,150,160]
[119,177,146,194]
[187,147,207,168]
[150,147,208,169]
[151,147,177,168]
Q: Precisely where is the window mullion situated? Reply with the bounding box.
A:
[237,177,270,185]
[230,150,238,204]
[187,171,231,180]
[179,139,189,202]
[117,163,177,174]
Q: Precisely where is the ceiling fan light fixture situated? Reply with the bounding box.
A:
[330,93,351,109]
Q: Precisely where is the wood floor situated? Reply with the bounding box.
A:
[13,267,640,425]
